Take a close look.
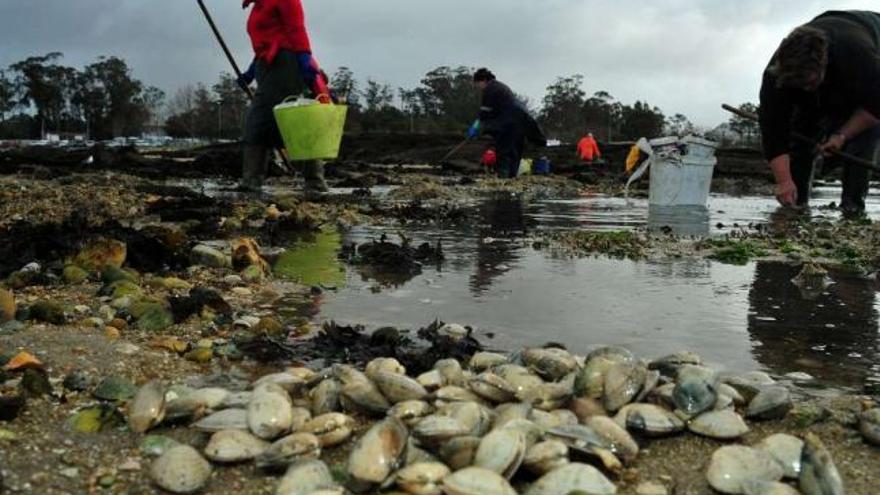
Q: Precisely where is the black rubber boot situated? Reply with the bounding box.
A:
[303,160,329,194]
[241,145,268,192]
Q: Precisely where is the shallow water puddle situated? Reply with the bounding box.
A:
[316,191,880,391]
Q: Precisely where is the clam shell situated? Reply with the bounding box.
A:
[204,429,269,463]
[747,387,792,421]
[434,359,465,387]
[473,428,526,479]
[524,462,617,495]
[648,351,702,377]
[707,445,784,494]
[300,412,355,447]
[365,357,407,380]
[221,391,253,409]
[757,434,803,479]
[523,348,578,381]
[799,433,844,495]
[433,386,486,406]
[688,410,750,440]
[128,381,166,434]
[586,416,639,462]
[253,372,306,394]
[416,370,445,391]
[413,415,468,445]
[469,372,517,403]
[276,459,338,495]
[468,352,509,372]
[499,418,544,447]
[442,467,517,495]
[442,401,493,437]
[373,370,428,403]
[438,435,482,470]
[493,402,532,429]
[193,408,248,432]
[256,432,321,470]
[188,388,230,409]
[395,462,449,495]
[150,445,212,494]
[672,365,719,417]
[603,362,646,412]
[742,480,801,495]
[248,390,294,439]
[614,404,684,437]
[523,440,570,476]
[347,417,409,490]
[389,400,434,426]
[309,379,341,416]
[340,379,390,416]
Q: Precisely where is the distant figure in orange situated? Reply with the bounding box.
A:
[576,132,602,163]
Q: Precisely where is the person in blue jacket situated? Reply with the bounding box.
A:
[467,68,546,178]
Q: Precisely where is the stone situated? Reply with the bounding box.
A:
[223,275,243,286]
[0,289,14,323]
[94,376,137,401]
[62,265,89,284]
[637,481,668,495]
[101,265,140,284]
[241,264,266,283]
[73,238,126,273]
[108,318,128,330]
[231,237,269,273]
[185,348,213,364]
[191,245,230,269]
[109,280,143,299]
[135,304,174,332]
[161,277,193,291]
[29,300,66,325]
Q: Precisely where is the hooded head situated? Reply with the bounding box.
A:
[473,68,495,90]
[771,25,829,91]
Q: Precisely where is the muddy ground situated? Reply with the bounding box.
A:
[0,142,878,494]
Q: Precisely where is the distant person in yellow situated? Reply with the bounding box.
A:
[576,132,602,163]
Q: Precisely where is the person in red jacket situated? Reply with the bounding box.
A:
[576,132,602,162]
[240,0,331,193]
[480,147,497,174]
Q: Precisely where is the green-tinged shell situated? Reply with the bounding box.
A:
[94,376,137,401]
[799,433,844,495]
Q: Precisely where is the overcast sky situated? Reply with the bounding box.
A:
[0,1,877,128]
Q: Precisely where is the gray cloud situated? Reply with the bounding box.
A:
[0,0,876,127]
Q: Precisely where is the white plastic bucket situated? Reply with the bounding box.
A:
[648,136,717,207]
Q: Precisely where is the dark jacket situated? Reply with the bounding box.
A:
[479,80,546,146]
[759,10,880,160]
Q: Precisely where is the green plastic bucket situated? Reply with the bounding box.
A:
[273,98,347,161]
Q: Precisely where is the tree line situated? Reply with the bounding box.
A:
[0,53,760,144]
[0,53,164,140]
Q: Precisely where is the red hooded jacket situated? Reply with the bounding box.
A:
[244,0,312,64]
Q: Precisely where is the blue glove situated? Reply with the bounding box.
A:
[297,52,320,88]
[467,120,481,139]
[237,61,255,91]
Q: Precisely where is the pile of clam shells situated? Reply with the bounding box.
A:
[129,341,877,494]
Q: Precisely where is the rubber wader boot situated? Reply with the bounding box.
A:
[241,145,268,192]
[303,160,330,194]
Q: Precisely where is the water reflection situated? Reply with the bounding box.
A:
[471,195,529,295]
[747,261,880,389]
[647,206,710,237]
